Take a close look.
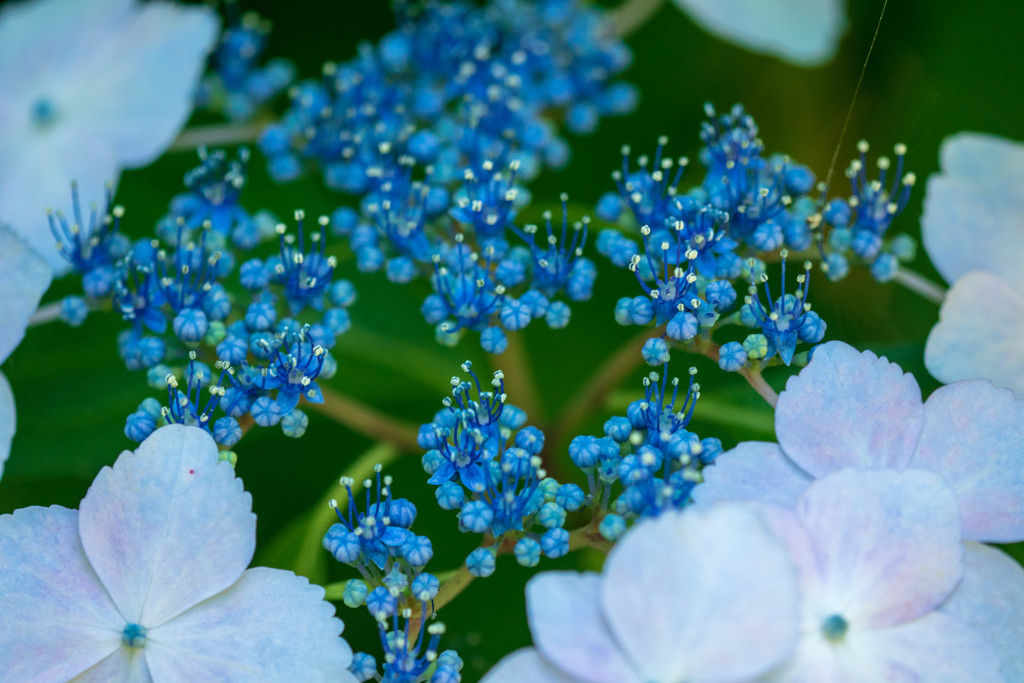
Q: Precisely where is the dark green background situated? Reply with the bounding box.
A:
[3,0,1022,678]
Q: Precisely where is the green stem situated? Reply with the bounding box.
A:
[169,121,266,152]
[495,331,544,425]
[893,268,946,305]
[689,336,779,408]
[308,385,422,452]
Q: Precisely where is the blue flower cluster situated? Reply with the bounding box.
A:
[261,0,634,185]
[258,0,630,351]
[417,361,723,574]
[569,366,722,539]
[418,362,580,575]
[195,4,295,122]
[47,149,355,449]
[594,104,914,372]
[820,140,918,282]
[322,466,462,683]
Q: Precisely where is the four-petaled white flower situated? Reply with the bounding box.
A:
[922,133,1024,398]
[757,469,1003,682]
[0,424,357,682]
[0,0,219,268]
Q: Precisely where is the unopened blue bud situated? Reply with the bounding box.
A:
[466,547,496,577]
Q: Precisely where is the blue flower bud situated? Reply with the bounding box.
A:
[466,547,496,577]
[555,483,585,512]
[459,501,494,534]
[124,411,156,442]
[718,341,748,372]
[411,573,441,601]
[540,528,569,558]
[349,652,377,682]
[480,326,508,354]
[603,416,632,443]
[513,537,542,567]
[435,482,466,511]
[366,586,398,620]
[342,580,369,609]
[742,334,769,360]
[324,523,362,565]
[515,426,545,455]
[641,337,670,367]
[537,502,567,529]
[281,409,308,438]
[173,308,208,344]
[213,417,242,447]
[599,513,626,541]
[544,299,572,328]
[59,296,89,327]
[250,395,283,427]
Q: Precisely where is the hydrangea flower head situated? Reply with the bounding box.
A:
[695,340,1024,543]
[0,0,219,267]
[482,503,800,682]
[0,424,355,680]
[0,226,52,478]
[922,133,1024,397]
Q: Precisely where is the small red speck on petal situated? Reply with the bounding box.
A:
[188,469,195,475]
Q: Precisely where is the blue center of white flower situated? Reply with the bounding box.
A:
[31,97,57,128]
[121,623,148,648]
[821,614,848,642]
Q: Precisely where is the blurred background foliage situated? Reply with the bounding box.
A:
[3,0,1022,678]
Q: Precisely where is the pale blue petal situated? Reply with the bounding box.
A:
[145,568,353,682]
[775,341,923,477]
[673,0,846,66]
[0,506,122,681]
[922,133,1024,290]
[770,612,1003,682]
[794,469,962,629]
[844,613,1003,682]
[0,0,133,101]
[76,2,220,167]
[692,442,812,508]
[72,647,152,683]
[482,648,580,683]
[0,131,119,271]
[78,425,256,627]
[913,379,1024,542]
[925,272,1024,399]
[0,225,52,361]
[940,542,1024,682]
[526,572,640,683]
[0,371,13,481]
[600,505,799,682]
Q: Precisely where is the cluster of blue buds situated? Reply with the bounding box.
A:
[251,0,630,352]
[419,363,579,576]
[195,3,295,122]
[594,104,914,373]
[820,140,918,282]
[261,0,633,186]
[724,252,827,369]
[322,466,462,683]
[40,147,356,452]
[47,183,129,325]
[124,351,241,463]
[569,367,722,539]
